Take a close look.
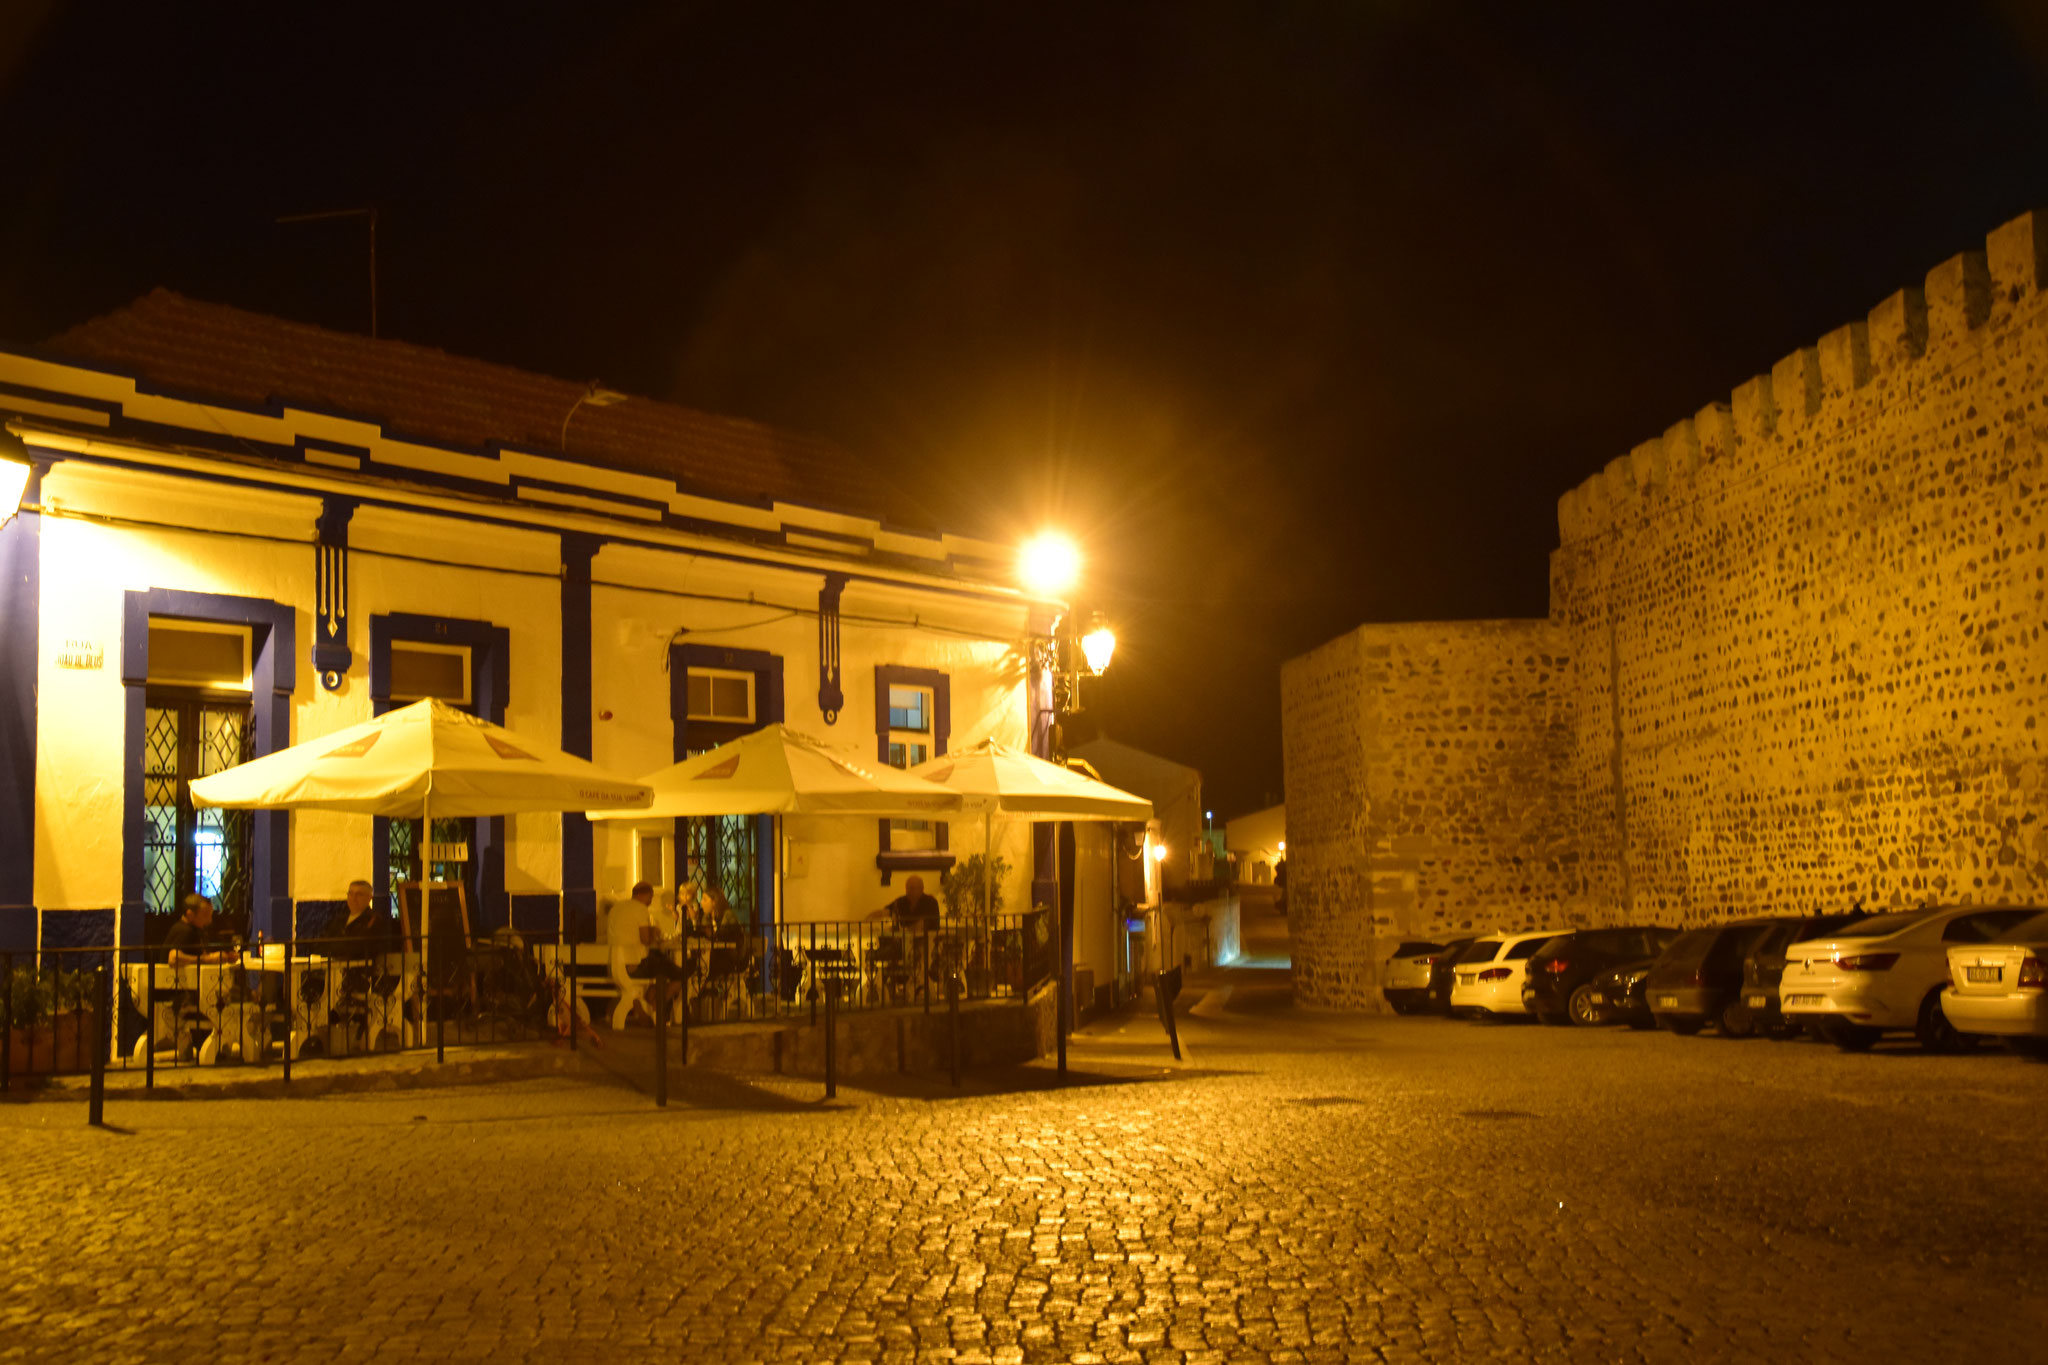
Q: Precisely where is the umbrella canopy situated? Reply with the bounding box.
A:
[908,739,1152,821]
[588,723,975,820]
[189,697,655,817]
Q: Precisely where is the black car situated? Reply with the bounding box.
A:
[1644,919,1796,1036]
[1739,911,1873,1038]
[1522,926,1682,1025]
[1587,955,1661,1028]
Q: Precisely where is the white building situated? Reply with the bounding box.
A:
[0,291,1070,952]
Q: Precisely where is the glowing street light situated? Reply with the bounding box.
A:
[1149,841,1167,863]
[1079,615,1117,675]
[1018,532,1080,598]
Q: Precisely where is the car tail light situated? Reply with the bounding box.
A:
[1686,971,1702,986]
[1477,968,1512,982]
[1423,955,1442,966]
[1835,952,1900,972]
[2019,956,2046,990]
[1546,959,1570,973]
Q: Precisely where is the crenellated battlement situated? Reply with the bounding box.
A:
[1556,209,2048,545]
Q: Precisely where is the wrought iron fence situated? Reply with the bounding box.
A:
[0,908,1054,1092]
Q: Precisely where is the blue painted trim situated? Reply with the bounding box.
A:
[669,643,783,931]
[121,587,295,944]
[0,906,34,954]
[23,439,1027,609]
[560,533,599,902]
[0,460,41,925]
[873,664,951,882]
[42,908,116,950]
[368,612,509,923]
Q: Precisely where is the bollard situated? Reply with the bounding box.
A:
[282,937,293,1085]
[654,974,669,1109]
[567,937,578,1053]
[808,922,819,1027]
[144,944,155,1090]
[923,930,931,1014]
[823,978,837,1100]
[948,971,961,1088]
[87,954,108,1127]
[679,973,690,1068]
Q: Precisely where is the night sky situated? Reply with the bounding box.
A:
[5,1,2047,816]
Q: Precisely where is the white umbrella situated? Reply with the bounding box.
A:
[192,698,653,953]
[588,724,974,820]
[908,738,1151,924]
[190,697,654,818]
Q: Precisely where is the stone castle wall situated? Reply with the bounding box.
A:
[1284,210,2048,1008]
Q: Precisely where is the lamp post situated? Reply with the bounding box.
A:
[1018,532,1119,1076]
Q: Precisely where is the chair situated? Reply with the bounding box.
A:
[868,935,910,1005]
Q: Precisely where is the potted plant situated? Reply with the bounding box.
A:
[7,964,104,1076]
[940,853,1008,995]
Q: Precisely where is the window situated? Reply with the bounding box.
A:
[147,619,250,690]
[636,831,671,890]
[141,697,252,917]
[885,683,936,850]
[687,669,755,723]
[390,641,471,705]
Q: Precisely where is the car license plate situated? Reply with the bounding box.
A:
[1966,966,2001,983]
[1783,994,1822,1008]
[1656,995,1678,1008]
[1747,994,1767,1009]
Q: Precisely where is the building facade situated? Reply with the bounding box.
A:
[1283,210,2048,1009]
[0,291,1061,952]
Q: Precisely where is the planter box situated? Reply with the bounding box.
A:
[6,1011,104,1076]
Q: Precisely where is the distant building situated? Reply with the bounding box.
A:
[1224,804,1284,884]
[1069,737,1207,891]
[0,290,1070,951]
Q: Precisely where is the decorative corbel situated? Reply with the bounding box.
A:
[312,496,357,691]
[817,572,846,723]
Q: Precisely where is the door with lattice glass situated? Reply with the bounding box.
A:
[142,696,254,919]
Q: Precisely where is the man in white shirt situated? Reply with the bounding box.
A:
[609,881,686,1024]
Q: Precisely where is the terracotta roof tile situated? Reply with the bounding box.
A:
[42,289,919,524]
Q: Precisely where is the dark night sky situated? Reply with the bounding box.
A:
[5,1,2048,816]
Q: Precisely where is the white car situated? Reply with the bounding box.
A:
[1450,930,1565,1018]
[1942,910,2048,1054]
[1779,905,2044,1051]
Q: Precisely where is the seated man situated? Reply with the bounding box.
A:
[330,879,399,1050]
[881,875,941,935]
[164,893,237,968]
[608,881,688,1024]
[160,893,239,1060]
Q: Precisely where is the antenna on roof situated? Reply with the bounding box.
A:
[561,381,629,451]
[275,206,378,338]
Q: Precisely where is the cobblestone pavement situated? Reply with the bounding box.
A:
[6,960,2048,1364]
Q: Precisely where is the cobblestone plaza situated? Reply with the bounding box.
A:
[6,962,2047,1363]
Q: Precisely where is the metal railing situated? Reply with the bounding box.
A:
[0,909,1055,1096]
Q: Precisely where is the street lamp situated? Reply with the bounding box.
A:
[1019,531,1080,598]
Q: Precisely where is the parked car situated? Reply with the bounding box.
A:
[1586,955,1661,1029]
[1450,930,1565,1019]
[1381,940,1448,1014]
[1522,926,1681,1025]
[1943,910,2048,1056]
[1423,938,1477,1014]
[1740,911,1874,1038]
[1781,905,2045,1051]
[1645,920,1788,1036]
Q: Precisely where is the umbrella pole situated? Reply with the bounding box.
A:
[983,811,994,967]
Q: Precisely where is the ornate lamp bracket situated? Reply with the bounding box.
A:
[817,572,847,723]
[312,496,357,691]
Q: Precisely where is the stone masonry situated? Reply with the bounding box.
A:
[1285,210,2048,1008]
